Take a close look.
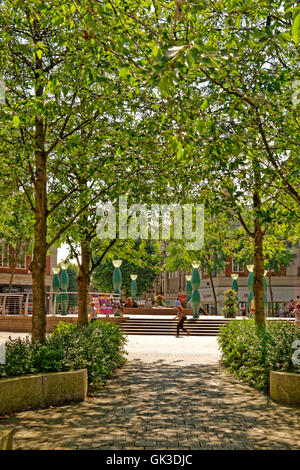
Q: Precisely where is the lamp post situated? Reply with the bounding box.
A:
[112,260,122,294]
[52,267,60,315]
[60,262,69,315]
[264,270,268,314]
[231,274,239,310]
[231,273,239,294]
[247,265,254,313]
[191,262,201,318]
[130,274,138,299]
[185,275,192,305]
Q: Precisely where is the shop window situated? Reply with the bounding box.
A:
[232,259,242,272]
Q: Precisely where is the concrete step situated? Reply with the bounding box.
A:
[119,318,228,336]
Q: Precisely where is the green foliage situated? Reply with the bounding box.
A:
[92,240,159,296]
[218,320,300,392]
[0,322,127,394]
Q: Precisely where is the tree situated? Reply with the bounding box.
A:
[92,240,159,297]
[265,241,296,315]
[0,0,155,341]
[0,191,33,292]
[165,215,231,314]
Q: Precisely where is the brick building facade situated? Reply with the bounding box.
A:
[156,248,300,315]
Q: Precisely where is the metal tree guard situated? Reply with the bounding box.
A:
[191,262,201,318]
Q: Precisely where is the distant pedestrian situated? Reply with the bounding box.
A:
[283,303,289,318]
[175,297,181,308]
[146,298,152,308]
[125,298,133,308]
[173,305,190,337]
[289,299,295,316]
[89,301,98,323]
[241,307,247,317]
[292,303,300,328]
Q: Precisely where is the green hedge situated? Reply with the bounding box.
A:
[218,320,300,393]
[0,321,127,394]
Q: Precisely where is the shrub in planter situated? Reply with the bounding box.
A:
[0,321,127,394]
[222,289,239,318]
[218,319,300,393]
[155,295,165,307]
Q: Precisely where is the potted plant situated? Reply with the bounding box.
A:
[222,289,239,318]
[155,294,165,307]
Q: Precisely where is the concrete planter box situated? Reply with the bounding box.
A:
[0,369,87,415]
[0,428,14,450]
[270,370,300,406]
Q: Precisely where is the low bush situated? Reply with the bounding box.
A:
[218,319,300,393]
[0,321,127,394]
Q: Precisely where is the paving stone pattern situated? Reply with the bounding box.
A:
[1,336,299,450]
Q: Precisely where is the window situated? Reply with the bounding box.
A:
[15,245,27,269]
[232,259,242,272]
[0,243,9,268]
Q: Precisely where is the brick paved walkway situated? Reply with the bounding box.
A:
[1,335,300,450]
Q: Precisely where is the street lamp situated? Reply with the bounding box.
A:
[130,274,138,299]
[264,270,268,313]
[185,275,192,304]
[52,267,60,315]
[112,260,122,294]
[191,262,201,318]
[60,262,69,315]
[247,265,254,312]
[231,273,239,290]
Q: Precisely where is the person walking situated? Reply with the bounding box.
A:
[175,297,181,308]
[173,305,190,337]
[292,302,300,328]
[289,299,295,317]
[89,301,98,323]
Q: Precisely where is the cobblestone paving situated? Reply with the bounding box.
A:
[1,335,300,450]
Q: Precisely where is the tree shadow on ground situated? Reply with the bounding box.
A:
[1,359,300,450]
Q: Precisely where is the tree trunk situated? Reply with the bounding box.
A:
[253,226,265,325]
[268,271,274,316]
[252,159,265,326]
[30,146,47,342]
[8,264,16,294]
[209,273,218,315]
[77,241,90,326]
[30,23,48,343]
[9,244,21,293]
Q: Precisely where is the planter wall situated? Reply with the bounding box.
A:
[0,428,14,450]
[0,369,87,415]
[0,315,128,333]
[270,370,300,406]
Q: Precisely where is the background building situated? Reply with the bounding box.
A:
[0,242,57,314]
[156,248,300,315]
